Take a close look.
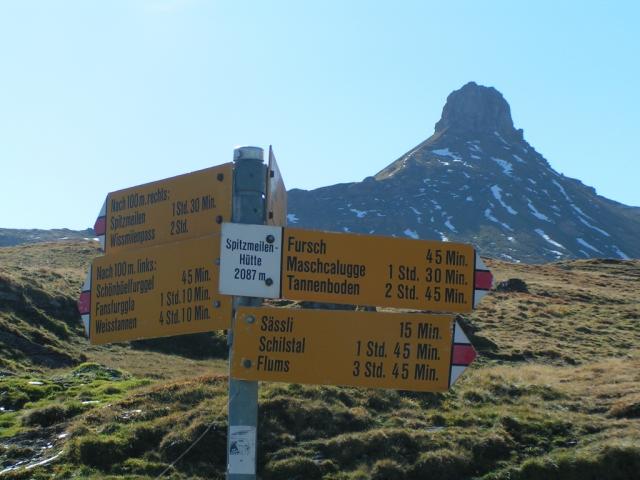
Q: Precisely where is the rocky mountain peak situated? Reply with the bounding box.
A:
[287,82,640,263]
[434,82,520,139]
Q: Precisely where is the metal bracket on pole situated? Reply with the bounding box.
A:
[227,146,266,480]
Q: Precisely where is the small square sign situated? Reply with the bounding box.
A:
[219,223,282,298]
[228,426,256,474]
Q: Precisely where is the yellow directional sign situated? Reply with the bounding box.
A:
[95,164,233,254]
[266,146,287,226]
[87,235,231,344]
[281,228,478,313]
[231,307,459,392]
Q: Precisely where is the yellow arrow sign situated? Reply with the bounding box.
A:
[81,235,231,344]
[231,307,476,392]
[281,228,487,313]
[94,164,233,254]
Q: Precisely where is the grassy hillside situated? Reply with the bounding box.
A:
[0,242,98,371]
[1,242,638,479]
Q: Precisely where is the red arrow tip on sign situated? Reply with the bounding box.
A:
[78,291,91,315]
[94,216,106,236]
[450,321,477,387]
[473,253,493,309]
[474,270,493,290]
[452,344,477,365]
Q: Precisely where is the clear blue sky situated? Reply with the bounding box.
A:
[1,1,638,230]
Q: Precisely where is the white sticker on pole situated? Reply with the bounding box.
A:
[228,425,257,475]
[219,223,282,298]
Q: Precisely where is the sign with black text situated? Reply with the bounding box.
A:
[231,307,476,392]
[80,235,231,344]
[216,224,492,313]
[93,164,233,253]
[281,227,491,312]
[219,223,283,298]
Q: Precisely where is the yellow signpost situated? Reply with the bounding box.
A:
[79,148,488,479]
[231,307,468,392]
[87,235,231,344]
[95,164,233,254]
[281,227,478,312]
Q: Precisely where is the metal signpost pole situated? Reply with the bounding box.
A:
[227,146,266,480]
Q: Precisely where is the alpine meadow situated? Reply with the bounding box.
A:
[1,82,639,479]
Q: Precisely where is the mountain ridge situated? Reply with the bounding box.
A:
[0,228,95,248]
[288,82,640,263]
[2,83,639,262]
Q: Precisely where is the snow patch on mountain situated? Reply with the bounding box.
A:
[535,229,565,249]
[526,199,551,222]
[350,208,368,218]
[570,203,594,220]
[430,200,443,211]
[485,208,513,231]
[444,218,457,232]
[404,228,419,239]
[436,230,449,242]
[552,179,572,202]
[431,148,462,161]
[577,217,611,237]
[409,206,422,223]
[467,141,482,153]
[577,238,602,254]
[491,185,518,214]
[500,253,520,262]
[491,157,514,176]
[493,131,508,145]
[612,245,630,260]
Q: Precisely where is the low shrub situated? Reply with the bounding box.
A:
[408,449,471,480]
[371,458,406,480]
[265,455,323,480]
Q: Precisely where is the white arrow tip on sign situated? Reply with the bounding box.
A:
[81,314,90,337]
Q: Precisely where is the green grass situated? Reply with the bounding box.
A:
[1,242,639,479]
[3,357,636,479]
[0,363,149,440]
